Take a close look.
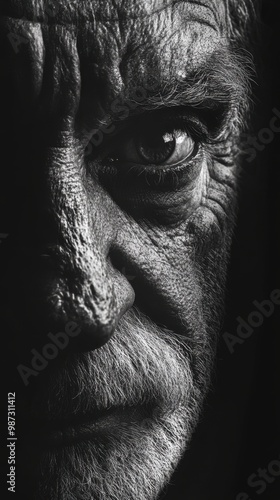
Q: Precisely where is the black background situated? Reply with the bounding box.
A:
[0,1,279,499]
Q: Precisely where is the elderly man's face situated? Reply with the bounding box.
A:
[1,0,251,499]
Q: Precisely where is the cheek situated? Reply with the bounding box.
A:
[187,208,232,258]
[185,203,235,325]
[148,166,236,268]
[160,176,236,319]
[186,164,237,255]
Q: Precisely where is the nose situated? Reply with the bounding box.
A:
[0,21,135,353]
[2,137,135,351]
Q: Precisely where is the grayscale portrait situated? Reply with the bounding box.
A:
[1,1,279,499]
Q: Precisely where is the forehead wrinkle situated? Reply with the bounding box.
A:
[1,0,225,27]
[110,1,225,97]
[1,0,229,130]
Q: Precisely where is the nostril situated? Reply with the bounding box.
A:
[66,315,117,352]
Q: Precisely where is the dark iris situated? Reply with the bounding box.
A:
[136,131,176,165]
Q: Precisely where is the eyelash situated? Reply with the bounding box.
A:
[97,143,204,191]
[86,113,209,187]
[127,148,201,187]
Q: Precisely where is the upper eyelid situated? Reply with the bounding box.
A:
[125,108,208,133]
[85,108,209,159]
[101,107,209,147]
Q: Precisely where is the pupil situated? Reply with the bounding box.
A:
[137,131,176,165]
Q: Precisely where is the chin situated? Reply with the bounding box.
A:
[28,406,190,500]
[16,306,214,500]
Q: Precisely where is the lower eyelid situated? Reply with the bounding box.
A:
[97,145,205,192]
[128,141,200,174]
[105,142,200,173]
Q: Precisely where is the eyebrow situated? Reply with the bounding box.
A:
[94,47,250,135]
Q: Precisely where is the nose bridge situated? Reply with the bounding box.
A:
[9,141,130,351]
[44,144,97,251]
[41,144,121,337]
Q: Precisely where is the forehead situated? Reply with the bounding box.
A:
[2,0,228,123]
[4,0,226,23]
[3,0,227,61]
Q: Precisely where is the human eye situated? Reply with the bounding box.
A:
[107,123,197,169]
[95,110,208,190]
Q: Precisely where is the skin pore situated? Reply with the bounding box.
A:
[0,1,255,499]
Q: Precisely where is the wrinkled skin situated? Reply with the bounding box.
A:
[0,1,253,499]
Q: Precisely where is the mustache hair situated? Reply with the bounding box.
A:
[34,307,211,422]
[21,307,215,500]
